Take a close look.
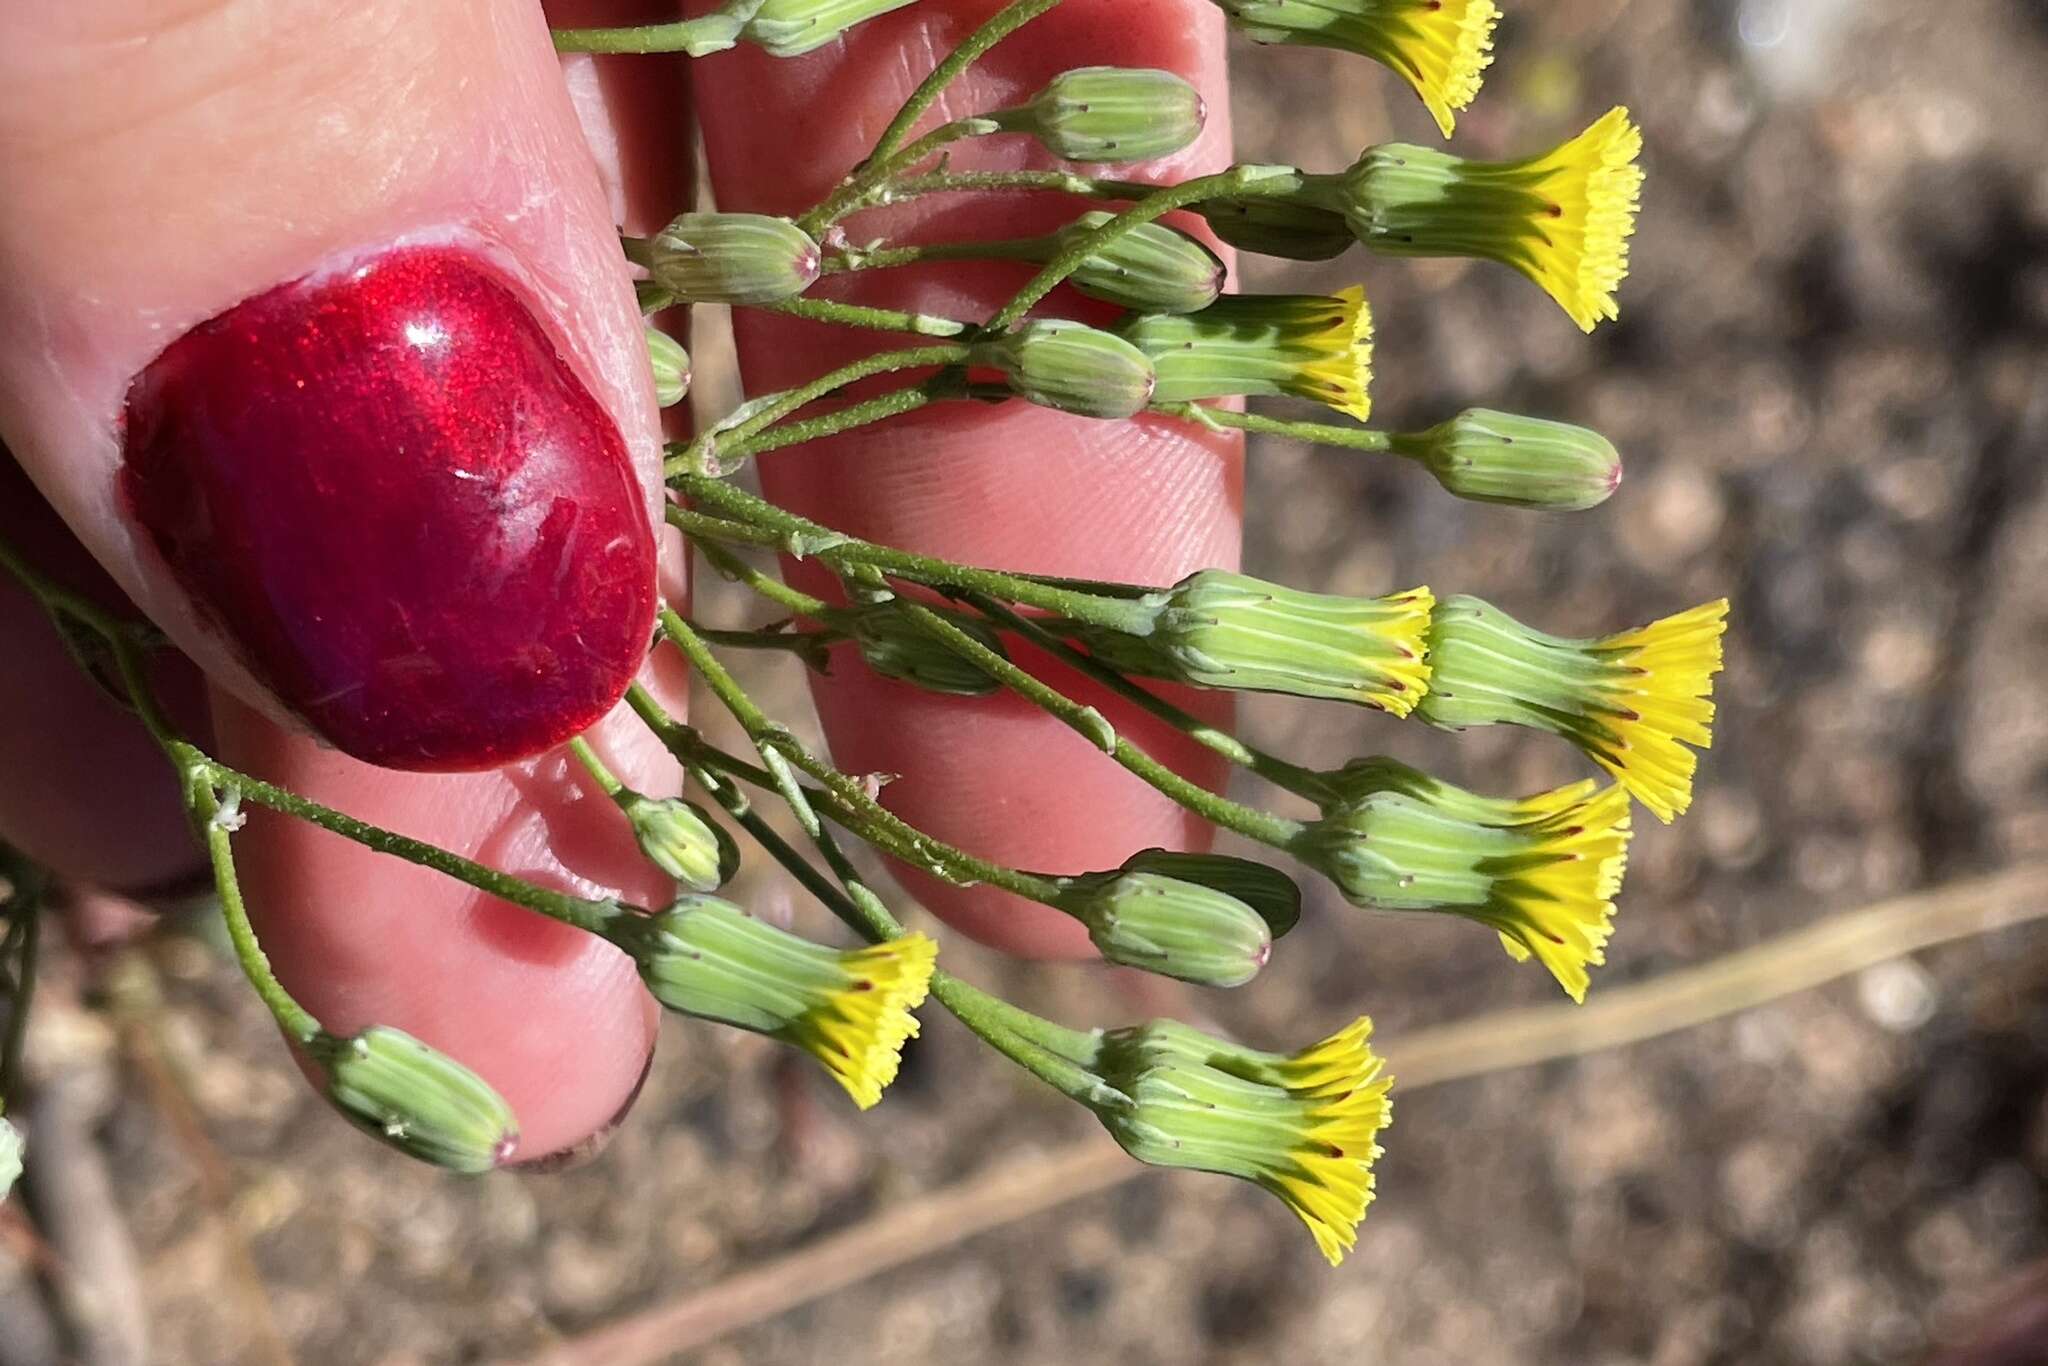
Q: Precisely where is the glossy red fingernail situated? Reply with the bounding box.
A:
[121,245,656,771]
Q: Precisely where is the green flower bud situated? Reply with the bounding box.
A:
[1114,288,1373,420]
[645,326,691,408]
[1323,108,1644,331]
[647,212,821,305]
[1197,196,1355,261]
[1118,848,1302,936]
[623,792,738,891]
[309,1027,518,1172]
[0,1116,21,1203]
[848,604,1007,697]
[1415,595,1728,823]
[1389,408,1621,510]
[1079,570,1433,713]
[1290,782,1631,1003]
[740,0,917,57]
[1208,0,1499,138]
[996,67,1207,163]
[974,319,1157,419]
[1056,855,1275,987]
[1054,212,1225,314]
[1086,1016,1391,1266]
[614,897,935,1110]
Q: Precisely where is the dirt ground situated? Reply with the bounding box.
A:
[6,1,2048,1362]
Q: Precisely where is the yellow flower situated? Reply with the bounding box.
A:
[620,898,936,1110]
[1116,287,1374,422]
[1293,776,1634,1002]
[1210,0,1499,138]
[787,934,938,1109]
[1336,106,1647,331]
[1416,595,1730,822]
[1093,1017,1393,1265]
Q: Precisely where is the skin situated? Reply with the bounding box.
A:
[0,0,1240,1161]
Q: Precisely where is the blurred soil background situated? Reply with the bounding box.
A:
[6,0,2048,1362]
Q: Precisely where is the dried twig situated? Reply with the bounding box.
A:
[507,863,2048,1366]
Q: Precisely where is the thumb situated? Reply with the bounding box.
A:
[0,0,687,1162]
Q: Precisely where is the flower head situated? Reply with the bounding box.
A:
[308,1026,520,1172]
[1209,0,1498,137]
[1081,570,1433,713]
[1415,595,1730,822]
[1335,106,1645,330]
[1090,1017,1392,1264]
[1001,66,1208,164]
[1055,851,1280,988]
[1293,777,1632,1001]
[618,897,936,1109]
[1116,288,1374,421]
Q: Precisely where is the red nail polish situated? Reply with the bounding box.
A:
[121,245,655,771]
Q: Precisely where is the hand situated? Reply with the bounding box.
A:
[0,0,1238,1163]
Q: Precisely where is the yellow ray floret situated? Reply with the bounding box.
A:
[1586,598,1729,822]
[1371,0,1500,137]
[1293,285,1376,421]
[1364,585,1436,716]
[1258,1018,1394,1265]
[1521,106,1645,331]
[789,933,937,1109]
[1483,784,1634,1003]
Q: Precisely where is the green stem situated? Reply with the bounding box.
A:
[567,737,626,799]
[552,0,768,55]
[669,481,1163,634]
[696,541,832,616]
[886,169,1120,201]
[837,0,1068,195]
[1151,403,1399,456]
[804,118,1000,232]
[207,764,633,936]
[963,593,1337,803]
[195,786,320,1043]
[656,607,1065,902]
[986,165,1307,331]
[822,236,1050,275]
[757,295,971,338]
[883,592,1306,848]
[679,376,962,473]
[669,344,969,477]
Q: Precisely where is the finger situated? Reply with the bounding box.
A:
[691,0,1243,956]
[0,0,690,1161]
[0,0,662,772]
[0,452,210,896]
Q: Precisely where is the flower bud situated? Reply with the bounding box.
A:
[848,603,1007,697]
[1054,212,1225,314]
[740,0,916,56]
[1086,1016,1391,1265]
[646,212,822,305]
[645,326,691,408]
[974,319,1157,419]
[1120,848,1302,936]
[997,66,1206,163]
[1115,288,1373,421]
[0,1116,20,1203]
[1291,780,1632,1002]
[309,1027,519,1172]
[1057,856,1275,987]
[1415,595,1729,822]
[1208,0,1499,137]
[1328,107,1644,330]
[623,792,738,891]
[1390,408,1621,510]
[1080,570,1433,713]
[615,897,935,1109]
[1198,196,1355,260]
